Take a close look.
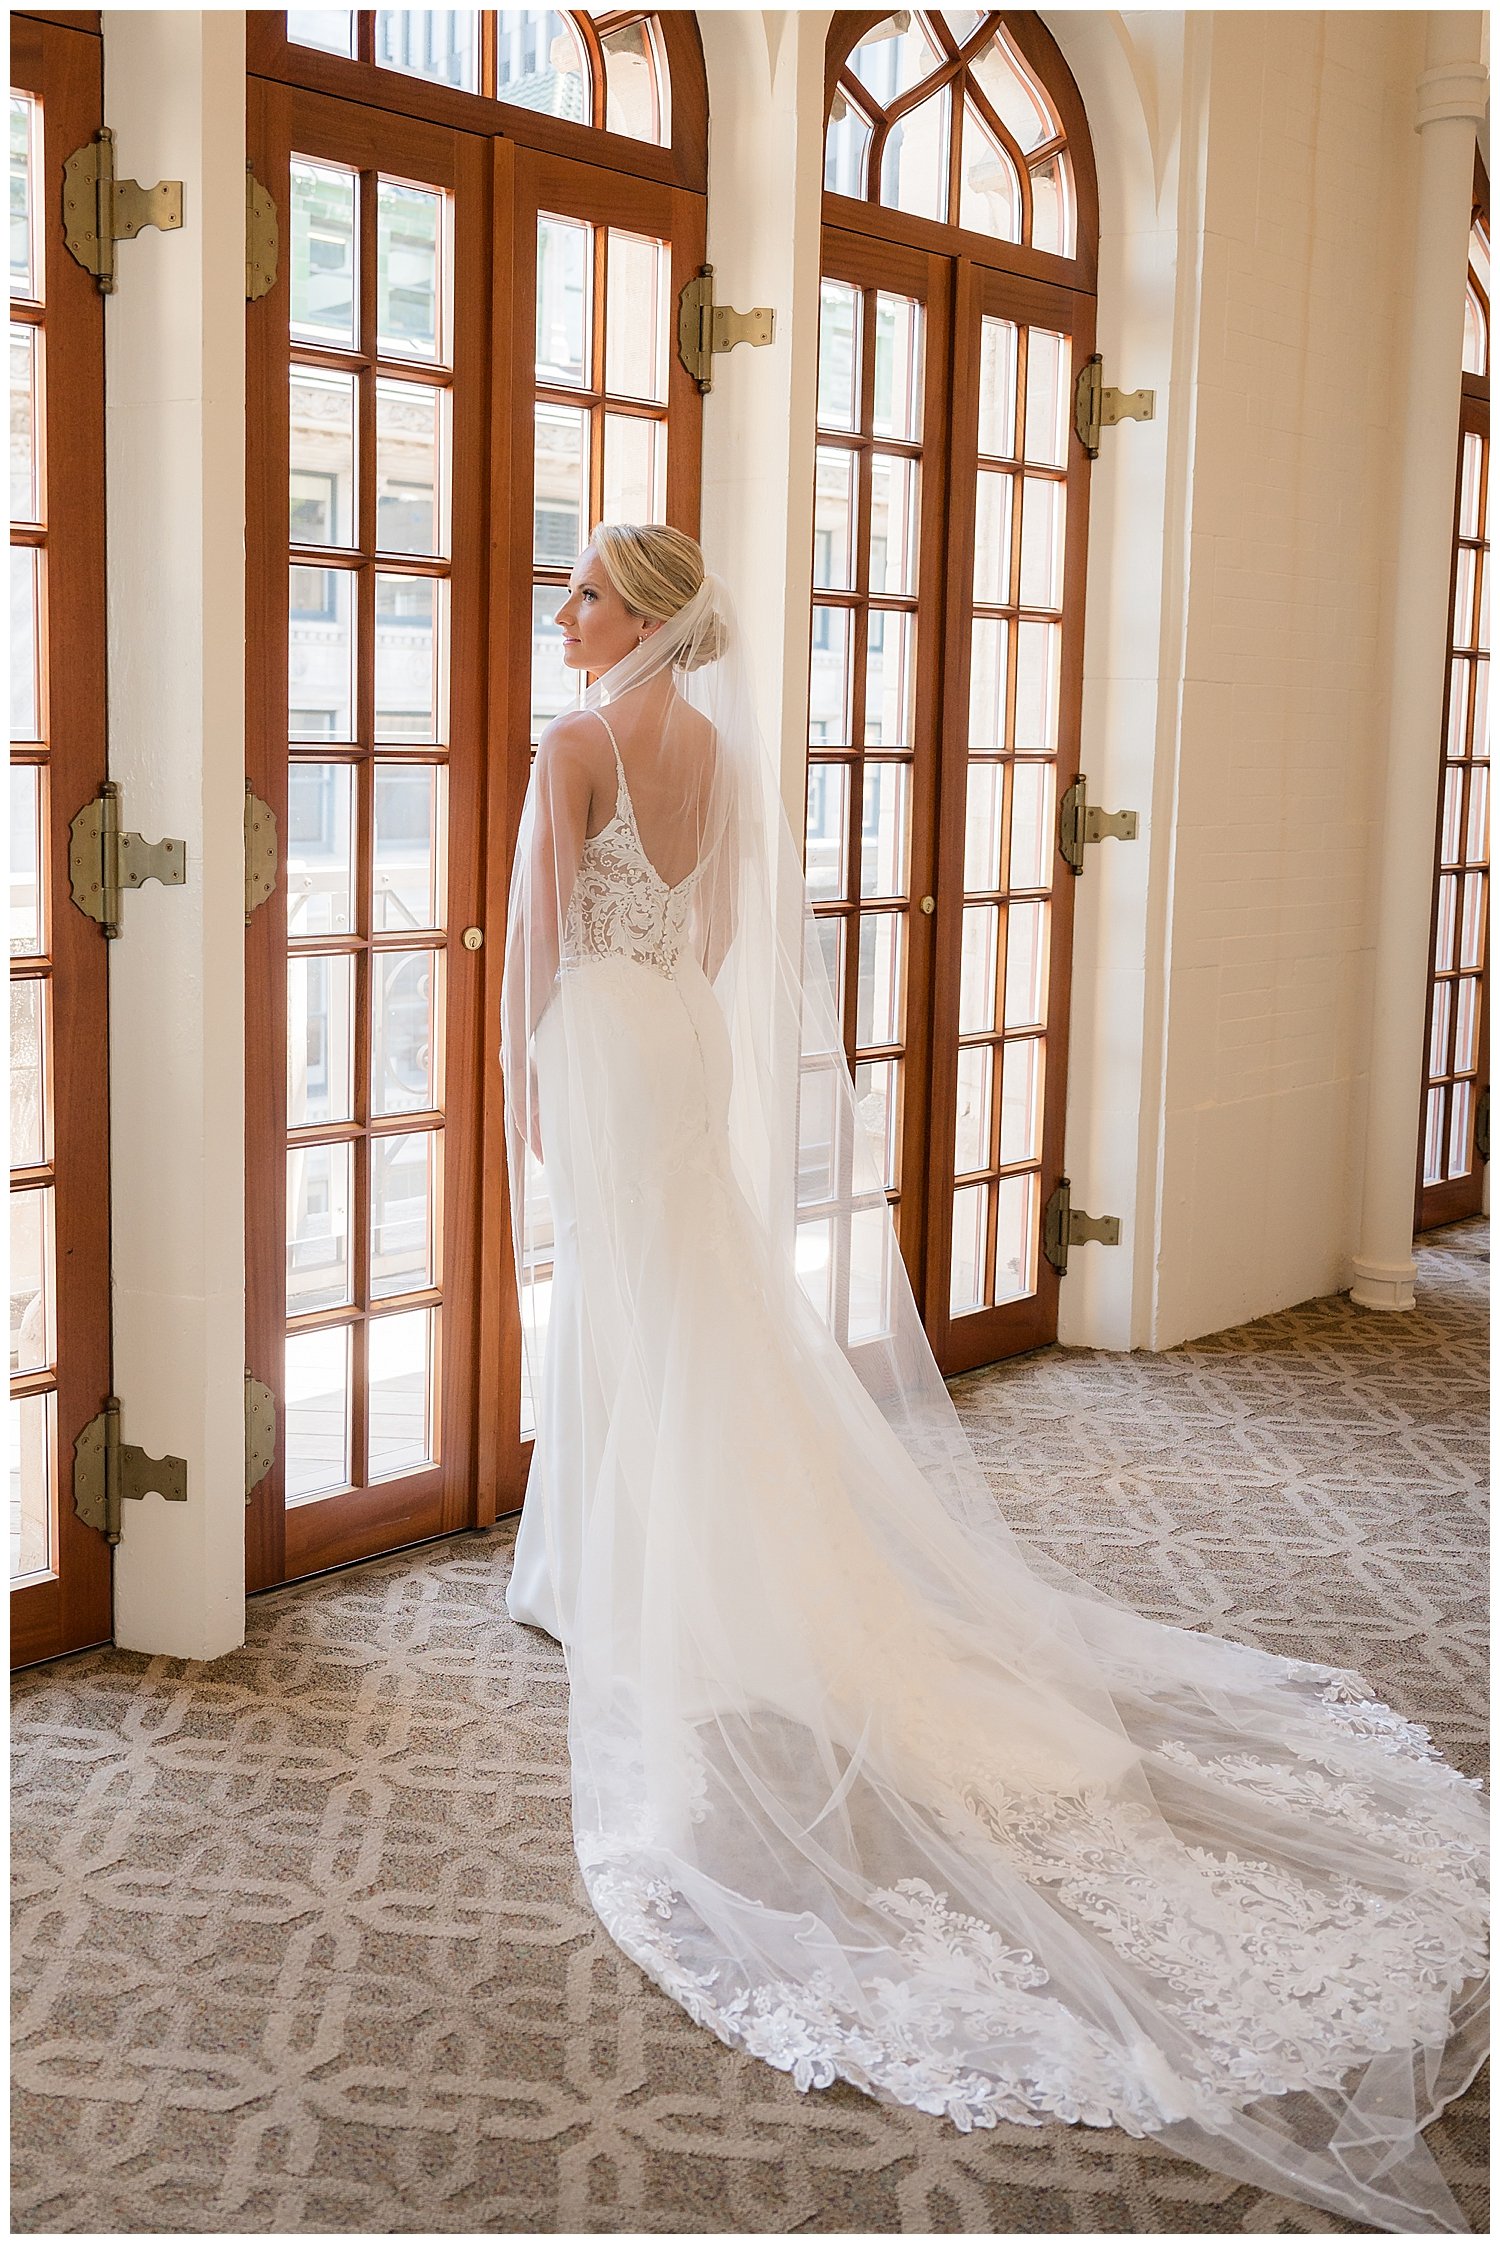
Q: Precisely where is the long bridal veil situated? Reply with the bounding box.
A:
[500,568,1487,2233]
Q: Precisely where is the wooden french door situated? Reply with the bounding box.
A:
[10,16,114,1666]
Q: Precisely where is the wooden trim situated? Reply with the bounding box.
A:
[10,10,100,31]
[824,188,1096,297]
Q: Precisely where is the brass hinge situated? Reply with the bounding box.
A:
[62,126,184,294]
[677,264,775,393]
[245,782,278,923]
[1043,1177,1121,1277]
[1058,774,1138,876]
[1073,352,1154,458]
[69,782,187,937]
[246,163,278,301]
[73,1398,188,1545]
[245,1372,276,1502]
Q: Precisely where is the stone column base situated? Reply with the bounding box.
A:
[1350,1257,1418,1311]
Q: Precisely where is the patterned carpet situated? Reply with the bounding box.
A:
[11,1220,1488,2234]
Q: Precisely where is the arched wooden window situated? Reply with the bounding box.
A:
[245,13,706,1593]
[807,12,1097,1378]
[1417,154,1489,1231]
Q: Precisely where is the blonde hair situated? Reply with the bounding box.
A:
[590,522,725,669]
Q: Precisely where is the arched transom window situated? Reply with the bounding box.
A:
[826,9,1075,256]
[288,9,672,145]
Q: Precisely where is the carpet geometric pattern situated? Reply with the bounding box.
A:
[11,1220,1488,2234]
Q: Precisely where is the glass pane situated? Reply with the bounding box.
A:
[11,977,44,1166]
[1423,1086,1445,1183]
[531,583,577,739]
[1453,976,1479,1076]
[860,761,909,898]
[372,947,440,1116]
[977,318,1018,457]
[287,11,354,55]
[959,904,999,1034]
[797,1063,838,1204]
[499,11,588,119]
[368,1307,435,1477]
[999,1035,1043,1165]
[10,763,40,954]
[534,401,589,567]
[856,911,903,1047]
[1459,871,1486,969]
[1008,760,1055,890]
[374,10,479,92]
[805,760,849,903]
[11,545,39,740]
[10,1391,51,1581]
[1014,620,1060,750]
[376,379,446,556]
[849,14,944,100]
[285,1323,351,1502]
[817,280,860,432]
[374,762,445,932]
[1004,900,1048,1029]
[536,213,591,386]
[606,231,667,401]
[289,565,356,741]
[287,762,355,937]
[972,29,1053,153]
[11,324,38,522]
[849,1204,894,1344]
[795,1214,833,1324]
[286,1139,352,1315]
[872,294,923,442]
[1019,476,1065,610]
[1435,873,1458,973]
[1466,763,1488,864]
[973,470,1013,605]
[1030,156,1070,257]
[958,99,1020,241]
[288,953,355,1127]
[377,180,443,364]
[1448,658,1472,758]
[1428,979,1453,1078]
[375,572,447,743]
[1439,764,1464,866]
[950,1184,987,1314]
[10,97,37,302]
[602,413,664,528]
[969,617,1009,748]
[1458,433,1482,538]
[10,1185,50,1373]
[1473,658,1489,762]
[602,20,668,144]
[881,88,950,225]
[994,1170,1038,1303]
[1452,549,1476,645]
[869,455,918,596]
[866,610,915,745]
[1447,1079,1473,1177]
[290,160,357,351]
[806,915,845,1029]
[964,761,1003,892]
[290,365,357,548]
[809,607,852,746]
[371,1130,438,1298]
[954,1044,992,1176]
[1023,329,1070,467]
[853,1058,899,1190]
[813,447,857,591]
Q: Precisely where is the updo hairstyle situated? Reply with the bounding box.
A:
[590,522,727,670]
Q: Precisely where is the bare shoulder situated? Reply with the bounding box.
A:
[537,707,607,767]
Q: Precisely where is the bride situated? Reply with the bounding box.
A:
[500,523,1487,2233]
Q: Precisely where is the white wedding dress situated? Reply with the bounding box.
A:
[501,590,1488,2234]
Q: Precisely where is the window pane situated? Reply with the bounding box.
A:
[10,763,40,955]
[289,365,357,549]
[374,762,445,932]
[969,617,1010,748]
[289,564,356,741]
[1003,900,1048,1030]
[11,545,39,740]
[601,20,669,144]
[499,11,589,119]
[1439,764,1464,867]
[534,402,589,566]
[10,1391,51,1581]
[1466,763,1488,864]
[881,88,950,225]
[958,100,1020,241]
[1014,620,1060,750]
[950,1183,987,1314]
[872,294,923,442]
[287,762,355,937]
[536,213,591,386]
[372,948,440,1116]
[869,454,918,596]
[954,1045,993,1176]
[1030,155,1071,257]
[860,761,909,898]
[368,1307,436,1477]
[849,1204,894,1344]
[601,414,664,528]
[809,607,852,746]
[605,232,667,401]
[805,760,849,903]
[290,161,357,351]
[855,911,903,1047]
[974,470,1013,605]
[376,379,446,557]
[797,1063,838,1204]
[377,180,443,364]
[972,29,1053,154]
[286,1139,352,1315]
[1435,873,1458,973]
[994,1170,1038,1303]
[1459,871,1486,969]
[10,1184,51,1374]
[1024,329,1070,467]
[806,915,845,1029]
[1008,760,1055,891]
[374,10,479,92]
[288,953,355,1128]
[10,97,37,302]
[817,280,860,433]
[375,573,447,744]
[1423,1085,1445,1183]
[1448,1080,1474,1177]
[10,324,38,522]
[531,583,577,740]
[371,1130,439,1298]
[824,94,872,200]
[866,609,915,746]
[977,317,1018,458]
[854,1057,899,1190]
[10,977,44,1166]
[285,1323,351,1502]
[1453,975,1479,1076]
[795,1214,833,1324]
[1428,979,1453,1078]
[964,760,1003,892]
[287,11,354,55]
[959,904,999,1034]
[813,447,857,592]
[1019,476,1066,610]
[999,1035,1043,1165]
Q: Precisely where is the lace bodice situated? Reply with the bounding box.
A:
[562,717,703,978]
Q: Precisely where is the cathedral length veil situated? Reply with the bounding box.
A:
[500,566,1488,2233]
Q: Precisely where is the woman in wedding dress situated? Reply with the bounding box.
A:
[500,523,1487,2233]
